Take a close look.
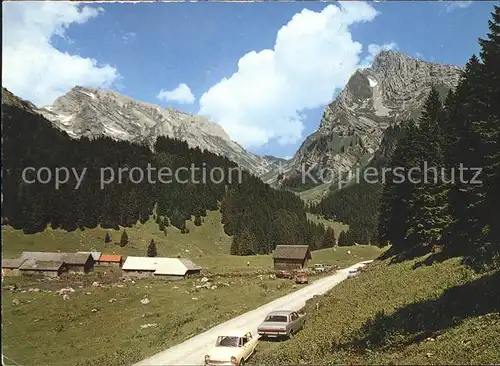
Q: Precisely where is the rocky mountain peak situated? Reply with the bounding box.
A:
[279,51,463,199]
[371,50,413,73]
[31,86,284,177]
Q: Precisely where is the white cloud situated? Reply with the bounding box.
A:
[198,2,390,148]
[415,52,425,60]
[2,2,119,107]
[444,1,473,12]
[122,32,136,44]
[360,42,398,68]
[157,83,195,104]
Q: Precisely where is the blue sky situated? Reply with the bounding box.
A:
[3,1,497,158]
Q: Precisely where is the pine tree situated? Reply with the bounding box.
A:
[343,229,355,246]
[147,239,157,257]
[194,215,202,226]
[120,230,128,247]
[104,232,111,244]
[321,227,336,248]
[230,228,258,255]
[338,231,347,246]
[405,88,450,251]
[467,6,500,268]
[442,56,485,255]
[377,120,419,251]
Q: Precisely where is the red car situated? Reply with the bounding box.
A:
[295,271,308,284]
[276,270,293,279]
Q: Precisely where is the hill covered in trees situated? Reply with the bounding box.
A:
[379,6,500,269]
[311,6,500,267]
[379,7,500,270]
[309,181,382,246]
[2,90,327,255]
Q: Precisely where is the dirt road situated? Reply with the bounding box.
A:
[135,260,373,366]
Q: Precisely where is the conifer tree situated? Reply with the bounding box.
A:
[344,229,354,246]
[104,232,112,244]
[233,227,260,255]
[194,215,202,226]
[321,227,336,248]
[405,87,450,251]
[147,239,157,257]
[442,55,485,255]
[467,6,500,267]
[338,231,347,246]
[120,230,128,247]
[377,120,419,251]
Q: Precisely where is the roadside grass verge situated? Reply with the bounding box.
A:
[309,245,384,267]
[251,255,500,365]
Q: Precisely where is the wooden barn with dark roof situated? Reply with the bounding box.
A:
[272,245,312,271]
[21,252,95,274]
[19,259,67,277]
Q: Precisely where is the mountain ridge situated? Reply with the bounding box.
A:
[34,86,284,178]
[278,50,463,197]
[2,50,463,190]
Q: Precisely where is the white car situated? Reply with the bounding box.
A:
[313,264,326,272]
[204,330,259,366]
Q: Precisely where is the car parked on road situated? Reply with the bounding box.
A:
[257,310,306,339]
[204,330,259,366]
[295,271,308,284]
[313,263,326,272]
[275,269,293,279]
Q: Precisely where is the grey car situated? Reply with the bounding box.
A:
[257,310,306,339]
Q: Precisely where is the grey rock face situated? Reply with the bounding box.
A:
[279,51,462,192]
[37,86,283,177]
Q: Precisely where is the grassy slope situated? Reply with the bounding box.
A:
[3,211,368,273]
[310,245,383,267]
[298,183,333,204]
[251,254,500,365]
[2,211,267,274]
[2,211,384,366]
[2,276,297,366]
[306,213,349,240]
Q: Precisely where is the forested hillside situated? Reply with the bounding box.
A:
[378,6,500,269]
[311,6,499,265]
[309,181,382,246]
[2,90,326,255]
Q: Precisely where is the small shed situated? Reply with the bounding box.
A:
[2,258,27,276]
[19,259,67,277]
[272,245,312,271]
[99,254,123,267]
[21,252,95,274]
